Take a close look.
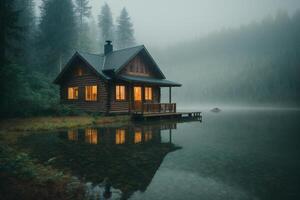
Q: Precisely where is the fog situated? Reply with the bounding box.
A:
[35,0,300,47]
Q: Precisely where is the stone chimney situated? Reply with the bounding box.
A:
[104,40,113,55]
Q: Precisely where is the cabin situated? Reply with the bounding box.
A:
[53,41,181,114]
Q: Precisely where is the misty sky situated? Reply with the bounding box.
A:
[36,0,300,47]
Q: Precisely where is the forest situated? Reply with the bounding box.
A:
[1,0,299,118]
[157,10,300,107]
[0,0,135,118]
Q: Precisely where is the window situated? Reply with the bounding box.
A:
[116,85,126,100]
[116,129,125,144]
[145,87,153,100]
[68,87,79,100]
[134,130,142,143]
[75,67,84,76]
[145,130,153,142]
[134,87,142,101]
[68,129,78,141]
[85,128,98,144]
[85,85,97,101]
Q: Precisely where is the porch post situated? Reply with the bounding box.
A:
[128,84,132,113]
[169,87,172,103]
[142,85,145,114]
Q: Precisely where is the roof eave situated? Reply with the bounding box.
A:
[53,51,110,85]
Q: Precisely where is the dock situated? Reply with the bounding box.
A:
[133,111,202,121]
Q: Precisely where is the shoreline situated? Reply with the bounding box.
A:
[0,115,131,132]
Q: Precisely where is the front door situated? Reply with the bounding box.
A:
[133,86,142,111]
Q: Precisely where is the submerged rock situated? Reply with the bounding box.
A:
[211,107,221,113]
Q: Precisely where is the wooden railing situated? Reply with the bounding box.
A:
[142,103,176,113]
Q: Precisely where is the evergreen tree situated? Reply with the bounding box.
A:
[116,8,135,49]
[0,0,22,65]
[38,0,77,74]
[98,3,114,45]
[14,0,36,67]
[74,0,91,50]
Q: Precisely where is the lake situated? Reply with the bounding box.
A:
[17,109,300,200]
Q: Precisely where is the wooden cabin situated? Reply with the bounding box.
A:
[53,41,181,114]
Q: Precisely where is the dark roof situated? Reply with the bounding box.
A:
[118,75,182,87]
[54,45,180,86]
[103,45,144,70]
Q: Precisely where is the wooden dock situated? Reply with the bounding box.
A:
[133,111,202,121]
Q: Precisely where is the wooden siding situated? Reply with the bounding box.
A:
[57,54,164,113]
[59,59,108,112]
[120,53,157,78]
[109,83,161,112]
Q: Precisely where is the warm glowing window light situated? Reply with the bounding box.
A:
[85,128,98,144]
[85,85,97,101]
[134,87,142,101]
[75,67,84,76]
[134,130,142,143]
[145,87,152,100]
[68,87,79,100]
[116,129,125,144]
[116,85,126,100]
[68,129,78,141]
[145,130,153,142]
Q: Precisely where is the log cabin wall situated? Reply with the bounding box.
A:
[119,52,160,78]
[59,59,108,112]
[109,82,130,112]
[109,83,161,112]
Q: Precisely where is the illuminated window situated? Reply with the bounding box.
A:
[134,87,142,101]
[134,130,142,143]
[68,129,78,141]
[75,67,84,76]
[68,87,79,100]
[85,128,98,144]
[116,85,126,100]
[145,87,152,100]
[145,130,153,142]
[85,85,97,101]
[116,129,125,144]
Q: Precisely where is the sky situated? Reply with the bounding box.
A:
[35,0,300,47]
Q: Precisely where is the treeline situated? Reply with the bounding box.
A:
[0,0,136,118]
[157,10,300,106]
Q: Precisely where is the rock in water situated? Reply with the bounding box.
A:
[211,107,221,113]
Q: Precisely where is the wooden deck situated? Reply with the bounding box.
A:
[133,111,202,121]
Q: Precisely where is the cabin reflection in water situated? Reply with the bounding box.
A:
[85,128,98,144]
[19,121,182,199]
[67,129,78,141]
[62,123,176,145]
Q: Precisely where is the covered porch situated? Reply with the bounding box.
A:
[117,75,181,114]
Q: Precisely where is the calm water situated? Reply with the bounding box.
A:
[18,110,300,200]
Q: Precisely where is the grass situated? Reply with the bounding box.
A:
[0,115,131,132]
[0,142,85,200]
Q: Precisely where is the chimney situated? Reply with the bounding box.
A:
[104,40,113,55]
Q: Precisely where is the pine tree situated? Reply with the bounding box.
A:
[38,0,77,74]
[74,0,91,50]
[98,3,114,45]
[116,8,135,49]
[14,0,36,67]
[0,0,22,65]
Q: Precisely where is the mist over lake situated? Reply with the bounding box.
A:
[1,0,300,199]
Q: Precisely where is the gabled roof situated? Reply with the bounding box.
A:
[103,45,144,71]
[54,45,176,85]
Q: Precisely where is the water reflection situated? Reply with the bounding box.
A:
[18,120,193,199]
[62,122,176,146]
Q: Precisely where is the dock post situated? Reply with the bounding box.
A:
[169,87,172,104]
[169,129,172,143]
